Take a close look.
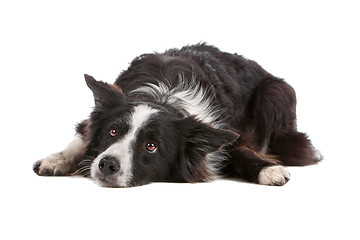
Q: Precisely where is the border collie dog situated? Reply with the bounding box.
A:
[33,43,321,187]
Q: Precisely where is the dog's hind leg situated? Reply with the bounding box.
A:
[33,134,85,176]
[269,131,322,166]
[249,77,322,166]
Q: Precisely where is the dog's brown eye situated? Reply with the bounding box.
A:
[110,128,118,137]
[145,142,157,152]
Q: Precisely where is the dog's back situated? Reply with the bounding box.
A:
[115,44,267,128]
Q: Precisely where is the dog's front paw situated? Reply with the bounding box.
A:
[258,166,290,186]
[33,153,72,176]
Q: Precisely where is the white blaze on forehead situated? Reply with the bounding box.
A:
[91,104,159,187]
[130,104,159,132]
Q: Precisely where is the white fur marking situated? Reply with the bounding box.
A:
[91,105,158,187]
[129,73,225,128]
[62,134,84,159]
[258,166,290,186]
[206,148,230,178]
[37,134,84,175]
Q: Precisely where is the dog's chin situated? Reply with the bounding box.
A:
[94,177,128,188]
[91,171,128,188]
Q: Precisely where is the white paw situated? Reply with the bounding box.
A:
[258,166,290,186]
[33,153,73,176]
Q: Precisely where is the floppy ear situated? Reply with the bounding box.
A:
[175,117,239,182]
[84,74,126,108]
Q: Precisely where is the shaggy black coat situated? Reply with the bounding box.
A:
[108,43,321,183]
[35,43,321,186]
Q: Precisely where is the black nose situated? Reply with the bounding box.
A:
[98,156,120,175]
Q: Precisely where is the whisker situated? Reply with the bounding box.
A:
[73,165,92,176]
[78,159,93,165]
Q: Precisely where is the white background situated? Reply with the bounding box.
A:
[1,0,359,239]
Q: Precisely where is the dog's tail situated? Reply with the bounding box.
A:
[269,132,323,166]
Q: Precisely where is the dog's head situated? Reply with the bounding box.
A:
[83,74,238,187]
